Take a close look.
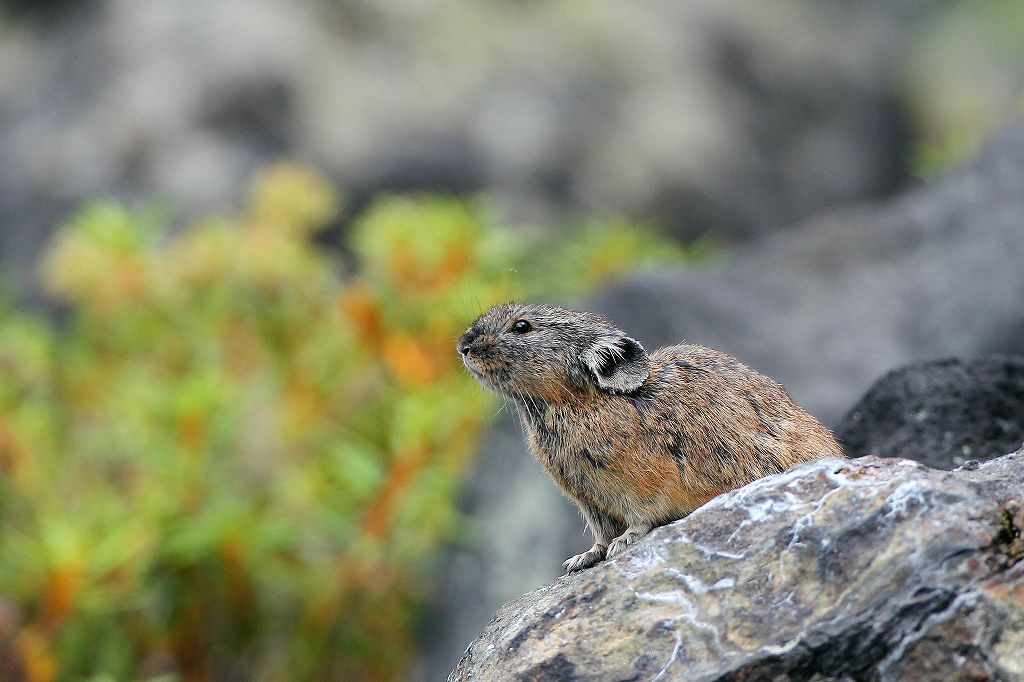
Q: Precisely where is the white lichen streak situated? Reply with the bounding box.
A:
[671,530,747,560]
[776,461,903,581]
[614,543,669,580]
[636,588,724,681]
[882,479,933,520]
[664,567,735,595]
[612,541,736,680]
[650,629,683,682]
[683,460,896,581]
[876,590,980,680]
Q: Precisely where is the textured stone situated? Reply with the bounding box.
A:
[837,355,1024,470]
[450,451,1024,681]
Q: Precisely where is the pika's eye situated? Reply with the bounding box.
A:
[510,319,532,334]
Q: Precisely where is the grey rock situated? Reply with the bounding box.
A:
[450,450,1024,681]
[836,355,1024,470]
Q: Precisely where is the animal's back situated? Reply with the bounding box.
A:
[650,343,842,502]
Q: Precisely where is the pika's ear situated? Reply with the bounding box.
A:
[580,334,651,394]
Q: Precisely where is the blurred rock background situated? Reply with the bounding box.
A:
[4,0,1019,304]
[0,0,1022,680]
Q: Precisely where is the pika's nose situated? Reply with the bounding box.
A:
[458,327,480,355]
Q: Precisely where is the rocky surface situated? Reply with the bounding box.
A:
[837,356,1024,470]
[426,118,1024,678]
[450,450,1024,681]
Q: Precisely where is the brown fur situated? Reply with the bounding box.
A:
[458,303,843,572]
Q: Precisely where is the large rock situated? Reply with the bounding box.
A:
[837,355,1024,470]
[450,450,1024,681]
[425,119,1024,678]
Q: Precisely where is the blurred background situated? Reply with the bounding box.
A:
[0,1,1022,680]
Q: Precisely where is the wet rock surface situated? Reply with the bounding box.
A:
[450,450,1024,681]
[837,355,1024,470]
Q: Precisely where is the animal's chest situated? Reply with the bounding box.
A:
[519,407,620,504]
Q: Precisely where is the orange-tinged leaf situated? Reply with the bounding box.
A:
[285,377,323,432]
[381,333,435,386]
[178,412,208,453]
[42,564,82,626]
[361,445,430,540]
[0,422,23,477]
[340,285,384,346]
[16,626,56,682]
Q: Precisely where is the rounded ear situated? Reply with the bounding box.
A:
[580,334,651,394]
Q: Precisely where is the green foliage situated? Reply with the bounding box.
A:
[0,164,695,681]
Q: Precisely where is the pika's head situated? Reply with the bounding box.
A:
[457,302,650,400]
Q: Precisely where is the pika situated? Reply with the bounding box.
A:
[458,302,843,572]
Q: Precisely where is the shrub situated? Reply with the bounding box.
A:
[0,164,693,681]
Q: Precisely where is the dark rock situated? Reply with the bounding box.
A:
[837,355,1024,469]
[450,450,1024,681]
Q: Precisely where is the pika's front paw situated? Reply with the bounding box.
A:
[562,544,606,573]
[606,525,653,559]
[606,536,629,559]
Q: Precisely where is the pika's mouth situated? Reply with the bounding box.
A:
[461,355,485,379]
